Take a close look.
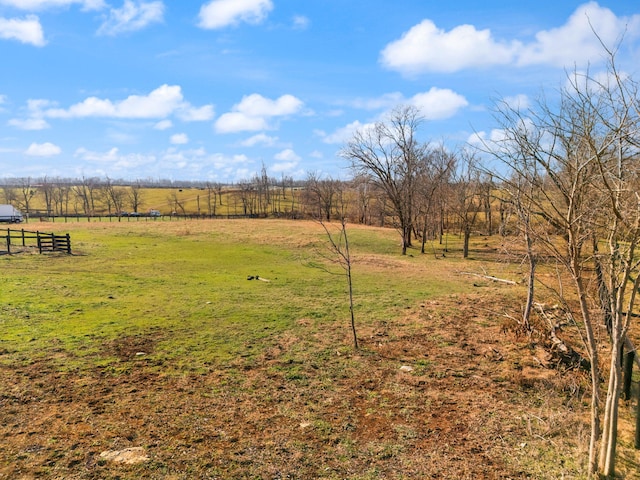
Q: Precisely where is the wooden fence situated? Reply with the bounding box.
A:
[3,228,71,254]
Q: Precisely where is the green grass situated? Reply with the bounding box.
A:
[0,220,475,374]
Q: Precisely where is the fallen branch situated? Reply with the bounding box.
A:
[247,275,271,282]
[458,271,517,285]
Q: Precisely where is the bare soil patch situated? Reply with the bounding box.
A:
[1,288,617,479]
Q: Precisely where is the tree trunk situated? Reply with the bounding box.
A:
[600,342,621,477]
[523,241,535,333]
[462,225,470,258]
[420,215,428,254]
[574,273,601,476]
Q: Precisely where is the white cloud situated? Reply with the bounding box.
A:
[154,119,172,130]
[234,93,303,117]
[343,89,467,120]
[97,0,164,36]
[198,0,273,30]
[35,85,212,122]
[8,98,53,129]
[274,148,300,162]
[45,84,183,118]
[271,149,300,173]
[27,98,56,111]
[8,117,50,130]
[321,120,375,145]
[215,93,304,133]
[380,19,518,75]
[215,112,268,133]
[170,133,189,144]
[517,2,640,67]
[292,15,309,30]
[501,94,530,111]
[380,2,640,75]
[409,88,468,120]
[271,161,298,173]
[177,104,215,122]
[25,142,61,156]
[240,133,278,147]
[0,0,105,10]
[74,146,157,170]
[0,15,46,46]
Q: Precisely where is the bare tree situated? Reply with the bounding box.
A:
[415,145,456,254]
[73,176,98,216]
[103,177,125,216]
[128,181,144,213]
[303,172,341,221]
[308,197,358,349]
[40,176,55,216]
[16,177,35,219]
[2,185,17,205]
[485,44,640,477]
[342,105,427,255]
[450,151,482,259]
[167,191,186,215]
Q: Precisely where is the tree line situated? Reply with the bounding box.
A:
[0,166,496,244]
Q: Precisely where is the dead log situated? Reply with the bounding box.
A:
[458,271,517,285]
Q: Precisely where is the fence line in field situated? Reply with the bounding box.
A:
[34,213,269,223]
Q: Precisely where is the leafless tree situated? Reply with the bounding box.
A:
[103,177,125,215]
[450,150,482,259]
[167,191,186,215]
[308,196,358,350]
[15,177,35,219]
[2,185,17,205]
[485,42,640,477]
[303,172,341,221]
[342,105,427,255]
[40,176,55,216]
[414,145,456,254]
[128,181,144,213]
[73,176,99,216]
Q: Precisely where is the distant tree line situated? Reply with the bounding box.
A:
[0,162,498,245]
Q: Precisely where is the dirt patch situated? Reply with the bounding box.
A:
[0,292,621,479]
[100,333,162,361]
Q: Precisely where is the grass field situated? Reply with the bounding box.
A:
[1,219,638,479]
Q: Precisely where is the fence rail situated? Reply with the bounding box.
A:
[3,228,71,254]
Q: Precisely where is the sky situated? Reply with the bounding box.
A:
[0,0,639,183]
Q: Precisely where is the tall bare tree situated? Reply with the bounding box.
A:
[485,43,640,477]
[342,105,427,255]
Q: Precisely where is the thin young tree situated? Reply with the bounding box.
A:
[317,216,358,350]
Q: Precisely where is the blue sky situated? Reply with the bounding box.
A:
[0,0,639,182]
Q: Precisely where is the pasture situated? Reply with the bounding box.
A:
[0,219,637,479]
